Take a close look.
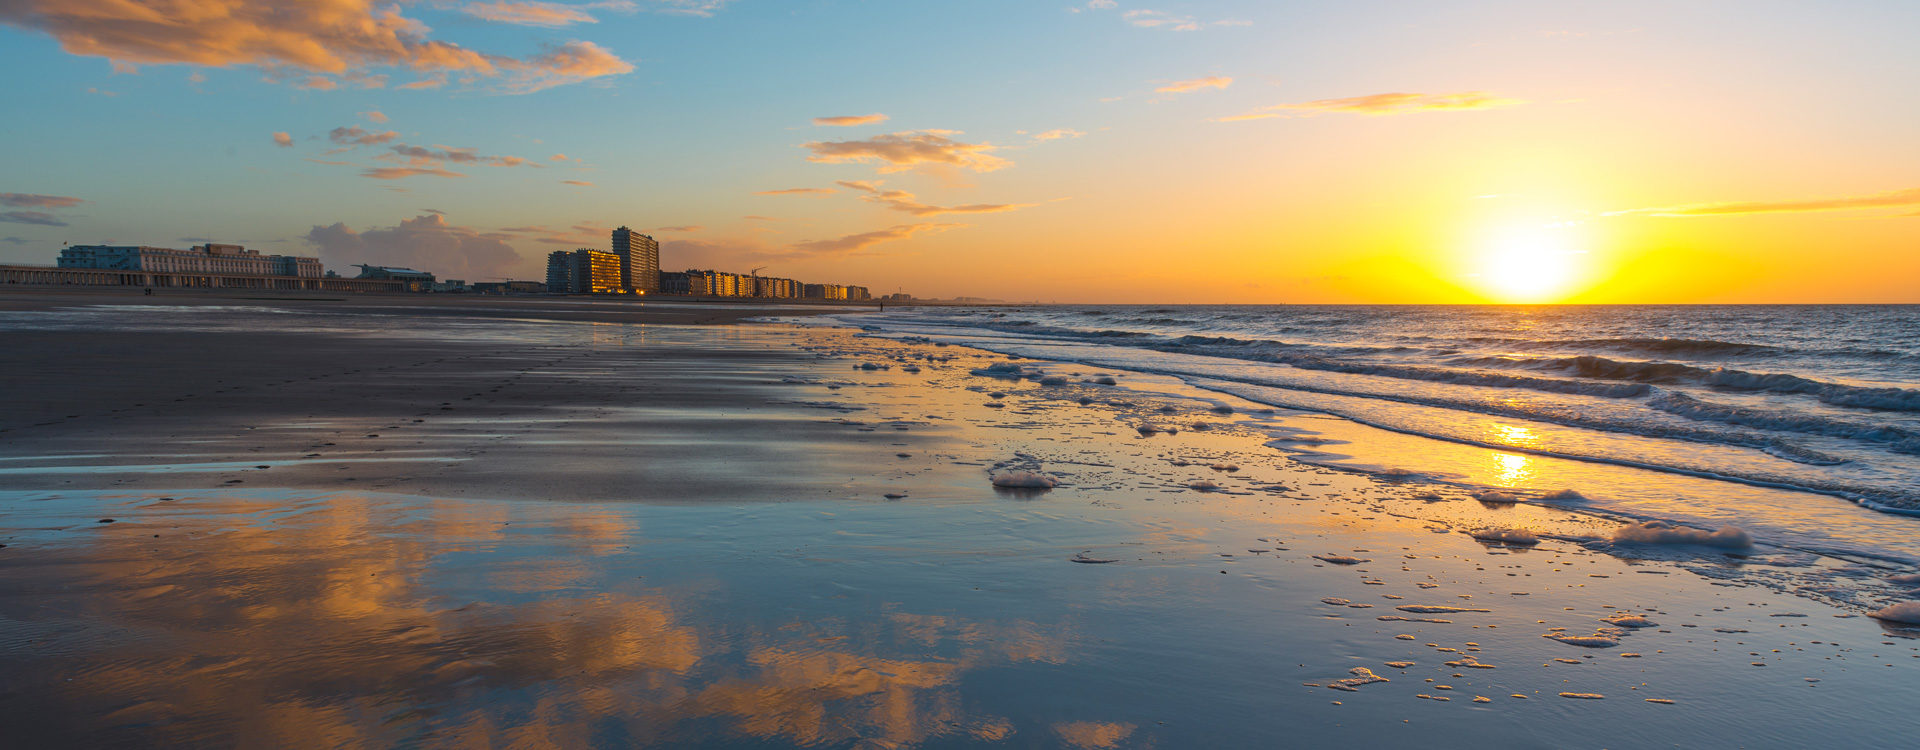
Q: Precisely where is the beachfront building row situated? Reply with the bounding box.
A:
[657,269,870,301]
[11,241,408,292]
[546,248,623,294]
[59,243,323,278]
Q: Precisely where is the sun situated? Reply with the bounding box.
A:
[1471,223,1588,303]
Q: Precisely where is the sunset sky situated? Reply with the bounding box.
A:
[2,0,1916,303]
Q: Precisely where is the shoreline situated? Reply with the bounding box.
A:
[2,298,1918,746]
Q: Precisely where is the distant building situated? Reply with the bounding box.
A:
[60,242,323,278]
[354,264,435,292]
[659,271,692,295]
[546,248,621,294]
[846,286,871,301]
[472,280,546,294]
[611,226,659,294]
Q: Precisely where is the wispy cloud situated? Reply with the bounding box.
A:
[835,180,1035,217]
[0,0,634,93]
[654,225,703,232]
[0,193,84,209]
[330,126,399,146]
[0,210,69,226]
[273,131,294,147]
[561,180,595,186]
[360,110,388,123]
[384,144,541,169]
[814,114,889,127]
[496,222,613,246]
[465,1,602,27]
[785,223,960,258]
[1608,187,1920,217]
[361,167,467,180]
[1033,129,1085,141]
[1121,9,1247,31]
[1156,75,1232,94]
[1220,91,1522,121]
[756,187,837,196]
[804,130,1010,173]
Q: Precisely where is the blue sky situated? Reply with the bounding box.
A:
[3,1,1917,301]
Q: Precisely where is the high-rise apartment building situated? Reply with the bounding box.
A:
[610,226,660,293]
[546,248,622,293]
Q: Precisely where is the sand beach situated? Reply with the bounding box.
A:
[1,291,1917,747]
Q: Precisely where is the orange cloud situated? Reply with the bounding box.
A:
[499,40,633,93]
[787,223,960,257]
[561,179,594,186]
[360,110,388,123]
[0,0,633,93]
[803,131,1009,173]
[361,167,466,179]
[465,1,598,27]
[756,187,836,196]
[1156,75,1231,94]
[272,131,294,147]
[835,181,1035,217]
[0,193,84,209]
[655,225,702,232]
[1033,129,1085,141]
[384,144,540,168]
[813,113,889,127]
[1609,187,1920,217]
[329,126,398,146]
[1222,91,1522,121]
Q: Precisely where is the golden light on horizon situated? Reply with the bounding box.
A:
[1470,223,1590,303]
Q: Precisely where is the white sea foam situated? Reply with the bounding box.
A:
[1611,520,1753,550]
[1869,601,1920,624]
[1470,528,1539,546]
[991,471,1058,489]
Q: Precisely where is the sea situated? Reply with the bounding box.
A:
[826,304,1920,561]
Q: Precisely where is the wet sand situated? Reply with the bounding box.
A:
[2,296,1918,747]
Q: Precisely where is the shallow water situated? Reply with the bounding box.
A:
[824,305,1920,510]
[4,302,1919,748]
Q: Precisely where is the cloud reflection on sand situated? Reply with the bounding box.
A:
[0,491,1082,747]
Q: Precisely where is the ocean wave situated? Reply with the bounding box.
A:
[1648,393,1920,448]
[1531,337,1777,356]
[1460,354,1920,412]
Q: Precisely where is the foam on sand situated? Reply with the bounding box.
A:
[1600,613,1658,628]
[991,471,1058,489]
[1396,605,1490,614]
[1611,520,1753,549]
[1470,527,1540,546]
[1313,554,1370,565]
[1472,489,1521,504]
[1868,601,1920,624]
[1543,632,1621,648]
[1326,667,1389,692]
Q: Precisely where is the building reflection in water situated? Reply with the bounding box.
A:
[0,491,1091,748]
